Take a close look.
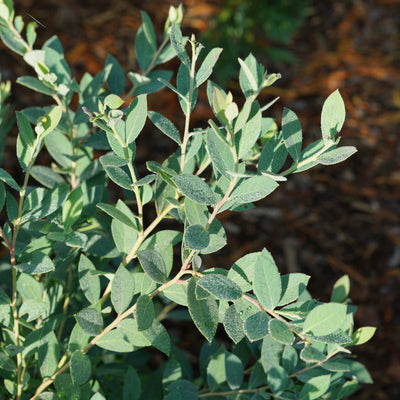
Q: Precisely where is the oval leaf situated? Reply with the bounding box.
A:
[303,303,347,336]
[173,174,216,205]
[197,274,242,301]
[253,249,281,310]
[184,224,210,250]
[112,264,135,314]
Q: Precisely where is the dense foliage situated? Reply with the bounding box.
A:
[0,1,374,399]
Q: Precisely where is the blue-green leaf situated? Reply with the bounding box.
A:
[70,351,91,386]
[253,249,281,310]
[148,111,181,144]
[244,311,270,342]
[137,249,167,283]
[282,108,302,163]
[75,308,103,336]
[112,264,135,314]
[125,94,147,144]
[317,146,357,165]
[184,224,210,250]
[170,23,190,68]
[78,254,100,304]
[187,277,218,342]
[230,176,278,204]
[197,274,242,301]
[321,89,345,141]
[196,48,223,87]
[299,374,331,400]
[174,174,216,205]
[136,295,154,331]
[303,303,347,336]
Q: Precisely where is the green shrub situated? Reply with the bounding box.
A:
[0,1,374,399]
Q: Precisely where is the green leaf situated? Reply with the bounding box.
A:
[282,345,298,374]
[30,165,65,188]
[135,11,156,71]
[38,331,60,378]
[75,308,103,336]
[104,94,124,109]
[173,174,216,205]
[299,374,331,400]
[237,102,262,158]
[330,274,350,302]
[0,352,16,372]
[0,288,12,328]
[0,167,21,191]
[258,133,288,174]
[136,295,154,331]
[197,274,242,301]
[206,123,235,178]
[103,165,133,190]
[282,108,302,163]
[6,191,18,221]
[63,187,83,230]
[321,89,345,141]
[238,55,258,97]
[163,282,188,306]
[253,249,282,310]
[163,357,182,388]
[112,264,135,314]
[165,380,198,400]
[261,335,283,373]
[196,47,223,87]
[125,94,147,144]
[129,70,174,95]
[170,23,190,68]
[70,351,91,386]
[17,273,42,300]
[123,366,141,400]
[137,249,167,283]
[97,202,138,229]
[142,319,170,356]
[304,329,352,345]
[54,374,80,400]
[351,326,376,346]
[269,319,294,345]
[317,146,357,165]
[17,75,54,95]
[96,329,134,353]
[223,304,245,344]
[68,323,90,355]
[345,360,373,384]
[15,253,54,275]
[148,111,181,144]
[268,366,289,394]
[206,350,226,391]
[230,176,278,204]
[106,54,125,96]
[0,181,5,213]
[1,25,26,55]
[244,311,271,342]
[187,277,218,342]
[19,299,49,322]
[38,105,63,139]
[78,255,101,304]
[225,352,244,390]
[184,224,210,250]
[278,273,310,306]
[303,303,347,336]
[300,345,326,362]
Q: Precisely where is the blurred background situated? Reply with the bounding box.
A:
[1,0,399,398]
